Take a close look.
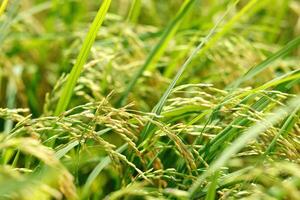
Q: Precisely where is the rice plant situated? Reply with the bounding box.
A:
[0,0,300,199]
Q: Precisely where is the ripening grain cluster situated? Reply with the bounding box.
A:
[0,0,300,199]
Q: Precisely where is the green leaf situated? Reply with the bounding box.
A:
[228,35,300,89]
[54,0,112,115]
[81,144,128,199]
[264,105,300,155]
[117,0,197,106]
[126,0,142,23]
[205,171,220,200]
[0,0,9,17]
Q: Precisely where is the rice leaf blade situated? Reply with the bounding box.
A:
[54,0,111,115]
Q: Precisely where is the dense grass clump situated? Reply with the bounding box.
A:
[0,0,300,199]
